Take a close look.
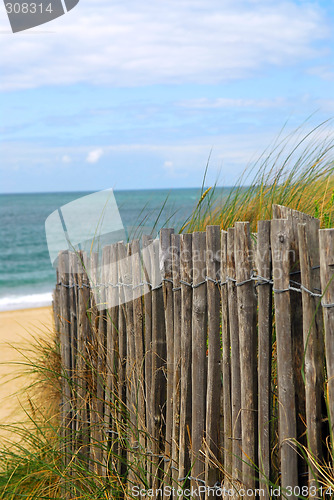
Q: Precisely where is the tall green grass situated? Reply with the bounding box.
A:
[0,328,158,499]
[182,120,334,232]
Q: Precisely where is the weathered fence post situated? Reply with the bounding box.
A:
[104,243,120,470]
[160,228,175,494]
[58,250,72,496]
[179,233,193,484]
[132,239,146,464]
[227,228,242,489]
[118,241,137,485]
[98,246,109,476]
[117,244,127,477]
[205,226,222,491]
[273,205,311,484]
[171,233,181,486]
[221,230,232,494]
[191,231,208,493]
[76,250,91,466]
[234,222,257,496]
[271,218,298,499]
[298,221,325,494]
[319,229,334,452]
[257,220,272,500]
[149,238,167,491]
[142,234,153,485]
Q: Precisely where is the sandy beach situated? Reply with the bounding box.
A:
[0,306,54,440]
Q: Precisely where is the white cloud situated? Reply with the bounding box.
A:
[62,154,71,163]
[308,65,334,81]
[163,160,180,178]
[178,97,287,109]
[86,148,104,163]
[0,0,329,90]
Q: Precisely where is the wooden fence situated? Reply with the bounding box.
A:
[53,205,334,499]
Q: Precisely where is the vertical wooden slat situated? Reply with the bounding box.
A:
[69,251,78,463]
[76,251,91,466]
[88,251,101,475]
[227,228,242,486]
[149,238,167,490]
[271,218,298,498]
[160,228,175,493]
[171,233,181,486]
[191,231,208,491]
[205,226,222,489]
[132,239,146,461]
[221,230,232,489]
[319,229,334,450]
[179,233,193,483]
[104,245,112,447]
[102,245,114,474]
[98,246,109,476]
[58,251,71,499]
[142,234,153,485]
[298,221,325,494]
[117,246,127,477]
[105,243,119,469]
[273,205,315,483]
[234,222,257,495]
[83,252,95,474]
[257,221,272,499]
[118,241,136,485]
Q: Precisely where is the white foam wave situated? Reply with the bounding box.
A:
[0,292,53,311]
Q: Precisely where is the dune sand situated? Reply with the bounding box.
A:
[0,306,54,441]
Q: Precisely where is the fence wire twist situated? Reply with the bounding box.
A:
[56,269,334,307]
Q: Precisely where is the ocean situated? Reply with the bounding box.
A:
[0,188,226,311]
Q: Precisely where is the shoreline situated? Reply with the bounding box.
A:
[0,293,53,313]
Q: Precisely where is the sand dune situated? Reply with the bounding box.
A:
[0,306,53,441]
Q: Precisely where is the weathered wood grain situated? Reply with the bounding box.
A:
[149,238,167,490]
[142,234,153,485]
[205,226,222,489]
[256,221,272,500]
[221,230,232,489]
[273,205,317,484]
[271,218,298,498]
[132,239,146,461]
[227,228,242,484]
[179,233,193,483]
[58,251,72,491]
[160,228,175,494]
[319,229,334,452]
[191,231,208,493]
[235,222,258,496]
[171,233,181,486]
[298,221,325,494]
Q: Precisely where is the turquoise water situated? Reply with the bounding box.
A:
[0,188,226,310]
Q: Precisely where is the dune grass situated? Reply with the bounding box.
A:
[0,121,334,498]
[182,120,334,232]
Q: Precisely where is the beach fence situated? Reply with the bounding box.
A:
[53,205,334,499]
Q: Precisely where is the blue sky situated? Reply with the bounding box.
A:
[1,0,333,193]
